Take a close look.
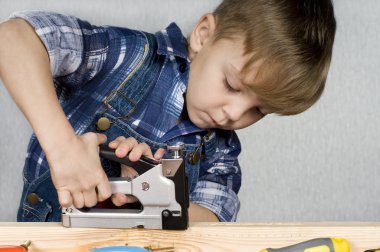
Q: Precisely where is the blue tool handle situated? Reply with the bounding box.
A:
[90,246,149,252]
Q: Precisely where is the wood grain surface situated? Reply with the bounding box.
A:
[0,222,379,252]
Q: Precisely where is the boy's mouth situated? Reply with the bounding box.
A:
[208,114,219,127]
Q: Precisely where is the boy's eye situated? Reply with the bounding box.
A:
[223,78,239,93]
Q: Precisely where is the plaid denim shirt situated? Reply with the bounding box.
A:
[11,11,242,221]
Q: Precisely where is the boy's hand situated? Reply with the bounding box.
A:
[46,132,111,209]
[108,136,166,206]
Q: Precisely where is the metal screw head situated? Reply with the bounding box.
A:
[162,210,171,218]
[142,182,150,191]
[65,208,73,213]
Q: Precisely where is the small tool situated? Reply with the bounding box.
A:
[261,238,349,252]
[0,241,31,252]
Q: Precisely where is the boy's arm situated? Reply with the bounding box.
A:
[190,131,242,222]
[0,19,111,208]
[189,203,219,222]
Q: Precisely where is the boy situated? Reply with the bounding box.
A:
[0,0,336,222]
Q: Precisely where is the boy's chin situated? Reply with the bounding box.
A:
[193,121,209,129]
[189,116,208,129]
[188,111,216,129]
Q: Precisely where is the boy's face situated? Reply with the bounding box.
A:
[186,36,268,130]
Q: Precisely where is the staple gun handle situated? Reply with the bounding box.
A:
[99,144,160,173]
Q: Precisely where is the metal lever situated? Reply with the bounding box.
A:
[167,142,185,159]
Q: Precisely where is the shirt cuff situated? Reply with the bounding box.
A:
[190,180,240,222]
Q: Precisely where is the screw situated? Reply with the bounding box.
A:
[162,210,171,218]
[142,182,150,191]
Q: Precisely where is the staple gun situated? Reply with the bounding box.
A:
[61,144,189,230]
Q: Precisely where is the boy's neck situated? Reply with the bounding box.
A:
[177,94,189,124]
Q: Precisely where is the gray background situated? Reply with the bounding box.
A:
[0,0,379,222]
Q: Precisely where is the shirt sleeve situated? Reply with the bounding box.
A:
[9,11,109,88]
[190,130,242,222]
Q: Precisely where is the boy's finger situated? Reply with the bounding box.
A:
[126,195,138,203]
[57,189,72,208]
[111,193,128,206]
[96,133,107,144]
[72,191,85,209]
[108,136,127,148]
[128,142,153,161]
[154,148,167,160]
[115,137,139,158]
[109,136,135,147]
[121,165,138,178]
[111,193,138,206]
[83,189,98,208]
[96,178,112,202]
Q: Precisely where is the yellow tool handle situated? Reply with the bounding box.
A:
[261,238,349,252]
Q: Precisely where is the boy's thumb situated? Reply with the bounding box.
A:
[96,133,107,144]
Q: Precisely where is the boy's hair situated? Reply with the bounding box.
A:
[213,0,336,115]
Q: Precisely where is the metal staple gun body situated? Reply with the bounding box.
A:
[62,144,189,230]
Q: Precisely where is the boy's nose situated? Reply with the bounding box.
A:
[224,104,246,122]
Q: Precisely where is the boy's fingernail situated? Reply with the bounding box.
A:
[122,194,128,203]
[117,148,125,156]
[129,153,139,161]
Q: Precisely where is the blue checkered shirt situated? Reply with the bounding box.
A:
[10,11,242,221]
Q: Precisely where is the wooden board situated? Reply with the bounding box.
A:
[0,222,380,252]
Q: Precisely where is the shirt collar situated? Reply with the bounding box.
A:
[160,119,204,142]
[155,23,189,60]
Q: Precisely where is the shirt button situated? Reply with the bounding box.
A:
[97,117,111,131]
[27,193,40,205]
[179,63,187,73]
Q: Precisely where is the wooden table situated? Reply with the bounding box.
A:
[0,222,379,252]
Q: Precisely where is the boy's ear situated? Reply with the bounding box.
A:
[188,14,216,57]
